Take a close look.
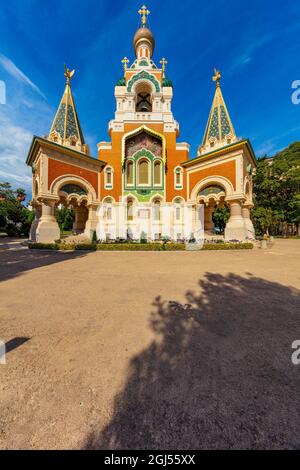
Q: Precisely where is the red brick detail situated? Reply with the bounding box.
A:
[48,159,98,196]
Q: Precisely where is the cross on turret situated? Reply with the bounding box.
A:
[160,58,168,78]
[138,5,150,27]
[122,57,129,73]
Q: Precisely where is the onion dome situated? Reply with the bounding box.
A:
[133,27,155,58]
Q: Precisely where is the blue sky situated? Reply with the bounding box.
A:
[0,0,300,193]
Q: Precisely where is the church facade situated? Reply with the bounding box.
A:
[26,6,256,243]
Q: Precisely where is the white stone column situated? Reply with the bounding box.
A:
[242,204,255,240]
[225,201,247,241]
[29,203,42,242]
[36,200,60,243]
[73,206,88,233]
[204,205,215,233]
[84,204,99,240]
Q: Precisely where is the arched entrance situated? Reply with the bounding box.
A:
[58,184,89,235]
[31,175,98,243]
[197,185,227,235]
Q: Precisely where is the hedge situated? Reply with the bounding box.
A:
[29,242,253,251]
[29,242,185,251]
[202,243,253,250]
[96,243,185,251]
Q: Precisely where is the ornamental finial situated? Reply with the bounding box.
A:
[64,64,75,84]
[138,5,150,27]
[212,68,221,87]
[122,57,129,73]
[160,58,168,79]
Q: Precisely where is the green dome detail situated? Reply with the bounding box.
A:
[162,77,173,88]
[116,77,126,86]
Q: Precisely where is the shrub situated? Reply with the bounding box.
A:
[202,243,253,250]
[28,242,253,252]
[75,244,97,251]
[29,243,58,250]
[96,243,185,251]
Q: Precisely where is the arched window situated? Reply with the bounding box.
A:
[105,167,113,189]
[126,161,134,186]
[135,83,153,112]
[138,159,150,186]
[103,197,113,221]
[174,197,183,221]
[127,199,134,221]
[153,199,161,221]
[60,184,87,196]
[154,160,162,186]
[174,167,183,189]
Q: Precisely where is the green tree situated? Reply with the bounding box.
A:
[212,205,230,234]
[253,142,300,236]
[0,182,33,236]
[55,207,75,232]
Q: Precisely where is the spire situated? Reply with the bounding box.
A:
[49,65,86,151]
[201,69,236,152]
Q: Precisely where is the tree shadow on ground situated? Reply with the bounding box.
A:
[84,273,300,450]
[0,240,86,283]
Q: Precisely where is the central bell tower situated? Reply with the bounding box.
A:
[98,5,190,204]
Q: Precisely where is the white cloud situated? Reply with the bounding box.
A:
[0,114,33,189]
[256,126,300,157]
[0,53,46,100]
[228,34,273,74]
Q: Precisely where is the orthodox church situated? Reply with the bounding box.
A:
[26,5,256,243]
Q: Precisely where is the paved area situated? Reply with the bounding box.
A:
[0,239,299,450]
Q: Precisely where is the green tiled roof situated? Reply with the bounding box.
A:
[203,85,236,146]
[50,82,85,144]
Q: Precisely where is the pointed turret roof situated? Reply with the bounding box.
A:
[49,66,85,145]
[202,69,236,148]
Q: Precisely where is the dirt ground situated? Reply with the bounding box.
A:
[0,239,299,450]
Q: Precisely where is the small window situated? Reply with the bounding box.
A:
[126,161,134,186]
[153,199,161,221]
[103,198,113,220]
[105,167,113,189]
[127,199,134,221]
[107,207,112,220]
[174,167,183,189]
[138,159,150,186]
[154,160,162,186]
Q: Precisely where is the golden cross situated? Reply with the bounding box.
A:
[138,5,150,27]
[160,58,168,78]
[122,57,129,72]
[212,68,221,87]
[64,64,75,84]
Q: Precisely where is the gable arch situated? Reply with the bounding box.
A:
[127,71,161,93]
[190,175,234,202]
[50,174,97,203]
[122,125,166,165]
